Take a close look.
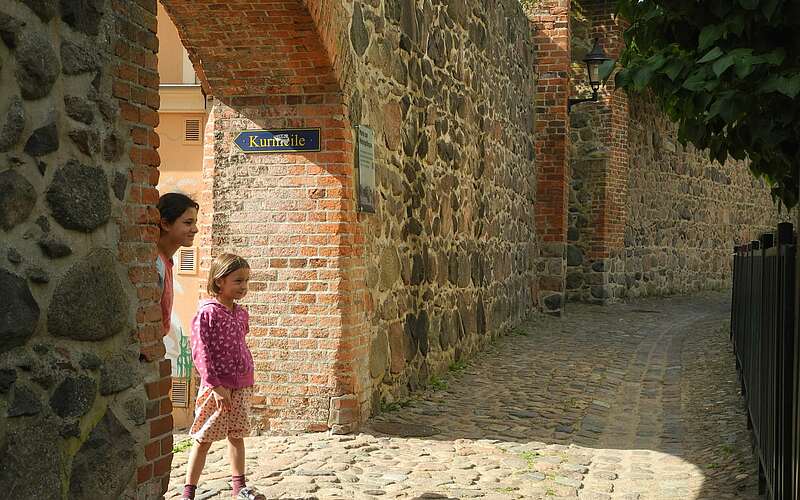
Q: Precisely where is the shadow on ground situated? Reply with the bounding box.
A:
[357,292,758,499]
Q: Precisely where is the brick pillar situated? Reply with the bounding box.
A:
[581,0,630,303]
[196,96,358,433]
[112,0,176,497]
[529,0,571,314]
[161,0,361,433]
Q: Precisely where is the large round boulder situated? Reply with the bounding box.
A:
[0,96,25,151]
[50,375,96,418]
[15,30,59,100]
[47,249,129,341]
[46,161,110,232]
[0,418,62,496]
[60,0,105,36]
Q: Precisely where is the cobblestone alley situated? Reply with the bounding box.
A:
[167,292,758,499]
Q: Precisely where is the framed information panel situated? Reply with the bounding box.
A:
[356,125,376,213]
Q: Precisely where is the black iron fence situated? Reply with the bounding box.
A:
[731,222,797,500]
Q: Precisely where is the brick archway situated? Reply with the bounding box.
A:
[0,0,541,497]
[158,0,363,434]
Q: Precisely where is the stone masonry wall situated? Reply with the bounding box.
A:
[566,2,785,301]
[567,101,609,300]
[569,96,782,301]
[312,1,539,416]
[0,1,167,498]
[612,96,784,299]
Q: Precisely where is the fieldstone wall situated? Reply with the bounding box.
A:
[324,1,539,416]
[0,0,164,498]
[566,2,785,301]
[566,102,606,301]
[614,96,783,298]
[568,96,783,301]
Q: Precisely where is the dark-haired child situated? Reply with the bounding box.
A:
[156,192,199,337]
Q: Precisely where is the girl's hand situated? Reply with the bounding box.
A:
[211,386,231,411]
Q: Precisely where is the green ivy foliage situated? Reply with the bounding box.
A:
[613,0,800,209]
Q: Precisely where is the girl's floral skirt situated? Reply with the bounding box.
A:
[189,385,253,442]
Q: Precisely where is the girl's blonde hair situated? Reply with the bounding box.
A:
[207,253,250,296]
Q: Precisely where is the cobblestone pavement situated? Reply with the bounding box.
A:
[167,292,759,499]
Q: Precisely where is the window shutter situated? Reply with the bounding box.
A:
[171,378,189,407]
[184,119,201,143]
[177,247,197,275]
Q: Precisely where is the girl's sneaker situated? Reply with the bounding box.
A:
[236,486,266,500]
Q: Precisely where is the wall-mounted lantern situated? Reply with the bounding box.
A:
[568,39,613,113]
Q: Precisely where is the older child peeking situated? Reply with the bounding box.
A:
[182,254,264,500]
[156,193,199,337]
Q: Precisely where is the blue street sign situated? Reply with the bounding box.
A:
[234,128,321,153]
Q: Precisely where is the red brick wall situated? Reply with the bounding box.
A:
[111,0,175,496]
[196,98,360,433]
[160,0,362,433]
[304,0,371,433]
[161,0,340,98]
[583,0,629,260]
[529,0,571,312]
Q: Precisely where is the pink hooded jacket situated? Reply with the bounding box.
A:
[190,299,255,389]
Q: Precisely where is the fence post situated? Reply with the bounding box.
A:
[776,222,796,500]
[763,233,777,498]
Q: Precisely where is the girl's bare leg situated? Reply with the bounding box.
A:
[227,437,246,476]
[185,440,213,486]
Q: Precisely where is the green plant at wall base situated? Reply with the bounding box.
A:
[614,0,800,209]
[521,450,539,468]
[379,400,402,413]
[379,398,414,413]
[448,359,468,373]
[509,326,529,337]
[429,375,448,391]
[173,438,193,454]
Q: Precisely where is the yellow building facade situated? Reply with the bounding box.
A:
[156,4,208,429]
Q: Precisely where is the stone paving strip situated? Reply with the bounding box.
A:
[167,292,758,499]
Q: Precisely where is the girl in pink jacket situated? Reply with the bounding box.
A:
[182,253,264,500]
